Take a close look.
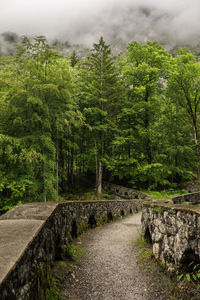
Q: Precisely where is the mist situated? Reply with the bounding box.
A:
[0,0,200,50]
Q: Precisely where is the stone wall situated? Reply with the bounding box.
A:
[103,182,150,200]
[0,199,142,300]
[181,181,200,193]
[142,203,200,272]
[172,192,200,205]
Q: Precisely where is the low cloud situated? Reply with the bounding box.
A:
[0,0,200,49]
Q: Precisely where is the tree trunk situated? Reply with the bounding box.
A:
[70,148,74,185]
[144,87,152,188]
[60,140,67,193]
[144,87,152,165]
[43,159,47,202]
[67,146,70,185]
[56,139,59,201]
[96,160,102,195]
[94,140,98,188]
[193,124,200,181]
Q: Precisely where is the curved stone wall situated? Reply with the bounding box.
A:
[172,192,200,205]
[142,202,200,272]
[0,199,142,300]
[103,182,151,200]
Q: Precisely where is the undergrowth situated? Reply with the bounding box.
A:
[63,188,113,201]
[146,189,187,201]
[135,233,197,300]
[66,243,86,264]
[177,261,200,298]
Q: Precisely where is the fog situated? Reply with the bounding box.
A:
[0,0,200,48]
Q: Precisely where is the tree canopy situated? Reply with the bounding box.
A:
[0,37,199,210]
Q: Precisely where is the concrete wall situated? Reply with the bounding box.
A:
[142,203,200,272]
[0,199,142,300]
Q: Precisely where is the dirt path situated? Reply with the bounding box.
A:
[61,213,170,300]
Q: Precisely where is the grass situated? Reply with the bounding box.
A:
[136,233,154,266]
[63,188,113,201]
[60,185,188,202]
[146,189,187,201]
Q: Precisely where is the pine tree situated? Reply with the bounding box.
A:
[80,37,121,194]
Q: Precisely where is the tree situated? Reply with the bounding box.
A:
[168,49,200,180]
[115,41,171,188]
[0,37,79,207]
[70,50,79,67]
[79,37,121,194]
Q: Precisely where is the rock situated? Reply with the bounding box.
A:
[142,204,200,272]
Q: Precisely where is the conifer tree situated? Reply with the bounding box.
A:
[80,37,121,194]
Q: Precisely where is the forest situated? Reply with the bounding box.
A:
[0,36,200,211]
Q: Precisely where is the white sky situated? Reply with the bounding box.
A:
[0,0,200,45]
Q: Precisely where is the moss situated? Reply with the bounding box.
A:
[112,214,117,220]
[151,206,164,215]
[56,261,67,268]
[77,222,88,235]
[170,209,177,215]
[29,262,61,300]
[182,201,190,205]
[40,262,61,300]
[52,260,74,283]
[97,215,105,227]
[65,230,73,244]
[66,243,86,263]
[135,233,154,270]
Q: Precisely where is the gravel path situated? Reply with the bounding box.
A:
[61,213,170,300]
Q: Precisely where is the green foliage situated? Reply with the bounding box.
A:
[65,188,112,201]
[78,37,122,194]
[110,41,185,189]
[168,49,200,180]
[178,262,200,290]
[66,243,86,263]
[56,261,68,268]
[66,244,77,258]
[0,36,200,208]
[151,206,164,215]
[0,36,83,207]
[38,262,61,300]
[136,233,154,263]
[170,209,177,215]
[147,189,187,201]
